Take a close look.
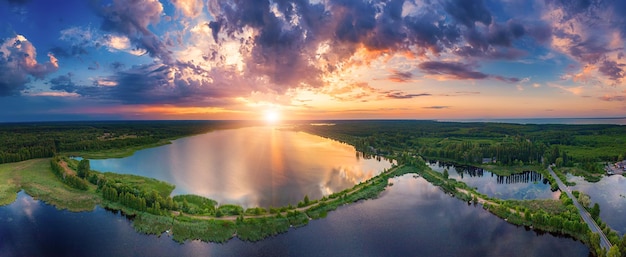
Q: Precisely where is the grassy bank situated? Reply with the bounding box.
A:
[0,156,612,252]
[410,160,598,250]
[0,159,100,211]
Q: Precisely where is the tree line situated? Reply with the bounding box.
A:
[302,120,626,167]
[0,120,256,164]
[50,157,89,190]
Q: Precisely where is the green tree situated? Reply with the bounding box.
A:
[608,245,621,257]
[590,203,600,220]
[555,157,563,167]
[443,169,449,179]
[619,235,626,257]
[182,198,190,212]
[77,159,90,178]
[303,195,310,205]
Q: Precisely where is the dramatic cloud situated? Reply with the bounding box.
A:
[34,0,556,107]
[418,61,519,81]
[544,0,626,83]
[96,0,170,62]
[0,35,59,96]
[443,0,492,28]
[59,27,147,57]
[322,82,429,102]
[196,0,542,95]
[4,0,625,121]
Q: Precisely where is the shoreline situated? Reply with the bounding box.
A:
[0,156,600,252]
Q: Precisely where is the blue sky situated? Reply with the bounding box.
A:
[0,0,625,121]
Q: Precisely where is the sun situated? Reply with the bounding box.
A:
[264,110,280,123]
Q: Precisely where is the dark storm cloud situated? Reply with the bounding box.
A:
[96,0,172,63]
[418,61,519,82]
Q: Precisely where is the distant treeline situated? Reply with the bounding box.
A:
[0,120,257,164]
[302,120,626,166]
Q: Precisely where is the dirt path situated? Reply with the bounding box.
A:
[456,188,521,217]
[170,166,399,221]
[58,160,76,176]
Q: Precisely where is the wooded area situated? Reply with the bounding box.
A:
[302,120,626,172]
[0,121,255,164]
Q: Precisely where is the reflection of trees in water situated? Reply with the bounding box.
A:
[495,171,544,185]
[356,151,394,163]
[430,160,545,185]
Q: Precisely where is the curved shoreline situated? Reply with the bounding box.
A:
[0,156,598,251]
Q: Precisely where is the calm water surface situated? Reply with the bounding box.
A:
[88,127,392,208]
[568,174,626,235]
[428,162,559,200]
[0,176,589,257]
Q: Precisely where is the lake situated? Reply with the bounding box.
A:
[88,127,393,208]
[0,175,590,257]
[427,161,559,200]
[568,174,626,236]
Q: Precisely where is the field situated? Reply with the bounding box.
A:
[0,159,100,211]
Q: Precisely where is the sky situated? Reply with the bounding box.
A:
[0,0,625,121]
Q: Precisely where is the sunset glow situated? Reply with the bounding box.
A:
[264,110,280,124]
[0,0,625,121]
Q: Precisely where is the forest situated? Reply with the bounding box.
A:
[3,120,624,174]
[0,120,257,164]
[301,120,626,174]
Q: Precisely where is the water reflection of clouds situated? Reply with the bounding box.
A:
[360,175,587,257]
[89,126,392,209]
[569,175,626,234]
[11,191,39,223]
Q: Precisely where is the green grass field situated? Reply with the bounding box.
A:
[0,159,100,211]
